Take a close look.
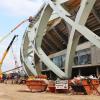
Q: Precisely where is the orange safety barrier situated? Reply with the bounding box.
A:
[48,80,55,93]
[70,79,100,95]
[35,75,47,79]
[26,79,48,92]
[82,79,100,95]
[48,80,69,93]
[26,75,48,92]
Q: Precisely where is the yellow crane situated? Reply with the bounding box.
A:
[0,35,18,79]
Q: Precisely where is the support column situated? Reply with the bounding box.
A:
[64,0,96,78]
[96,67,99,77]
[78,68,81,76]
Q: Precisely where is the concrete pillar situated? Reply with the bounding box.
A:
[96,67,99,77]
[78,68,81,76]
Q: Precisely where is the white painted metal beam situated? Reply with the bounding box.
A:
[20,30,38,76]
[34,4,66,78]
[20,0,99,79]
[64,0,96,78]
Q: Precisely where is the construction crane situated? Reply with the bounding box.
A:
[0,35,18,79]
[0,16,35,44]
[11,43,19,69]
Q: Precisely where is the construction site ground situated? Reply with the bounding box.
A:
[0,83,100,100]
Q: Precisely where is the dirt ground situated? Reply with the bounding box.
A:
[0,83,100,100]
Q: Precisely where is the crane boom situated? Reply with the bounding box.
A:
[0,35,18,79]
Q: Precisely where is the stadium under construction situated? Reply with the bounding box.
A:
[20,0,100,79]
[1,0,100,98]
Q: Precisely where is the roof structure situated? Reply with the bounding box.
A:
[41,0,100,55]
[20,0,100,79]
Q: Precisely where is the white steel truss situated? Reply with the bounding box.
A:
[20,0,100,79]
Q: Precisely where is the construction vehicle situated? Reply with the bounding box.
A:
[0,35,18,81]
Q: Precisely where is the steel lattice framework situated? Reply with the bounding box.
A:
[20,0,100,79]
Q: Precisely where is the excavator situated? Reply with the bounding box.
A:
[0,35,18,80]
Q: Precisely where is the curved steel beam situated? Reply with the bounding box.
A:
[20,30,37,76]
[21,0,100,79]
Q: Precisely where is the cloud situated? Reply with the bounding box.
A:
[0,0,44,17]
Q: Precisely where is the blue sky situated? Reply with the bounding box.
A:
[0,0,43,71]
